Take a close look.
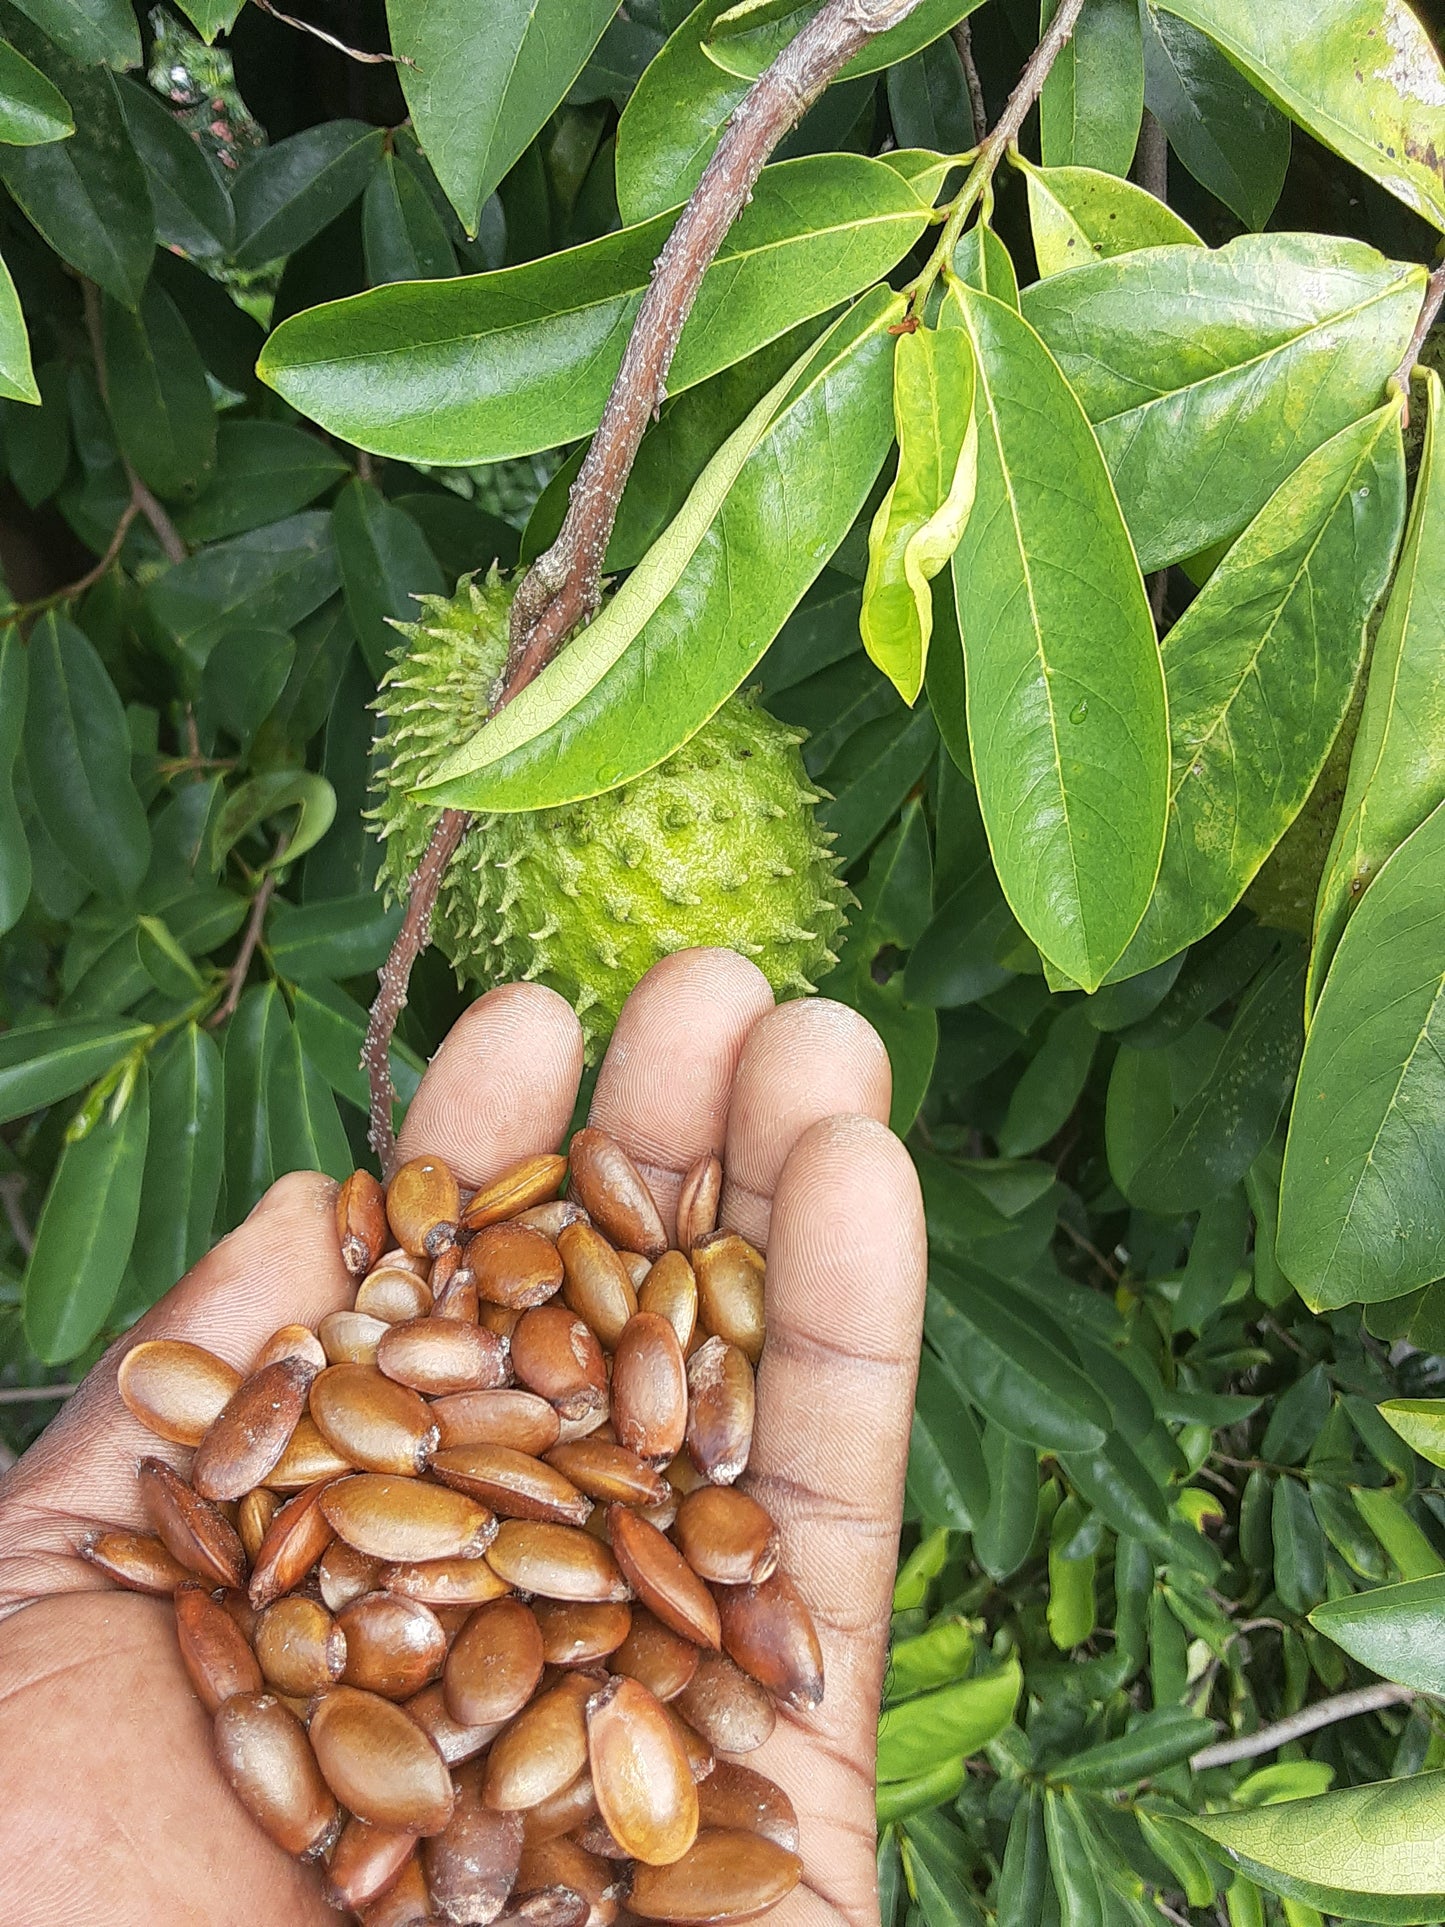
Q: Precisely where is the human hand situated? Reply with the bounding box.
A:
[0,949,926,1926]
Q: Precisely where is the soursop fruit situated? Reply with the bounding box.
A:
[371,570,849,1055]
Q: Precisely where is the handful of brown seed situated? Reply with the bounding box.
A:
[82,1126,820,1926]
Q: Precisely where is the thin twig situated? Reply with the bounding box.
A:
[1135,106,1168,201]
[209,833,290,1028]
[1057,1214,1122,1282]
[80,281,187,565]
[251,0,416,65]
[0,1175,33,1257]
[1189,1683,1417,1770]
[19,499,138,617]
[0,1383,77,1404]
[951,16,988,145]
[1392,259,1445,426]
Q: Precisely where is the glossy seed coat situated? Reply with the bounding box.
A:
[309,1685,456,1834]
[117,1339,242,1446]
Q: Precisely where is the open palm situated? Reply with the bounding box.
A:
[0,949,926,1927]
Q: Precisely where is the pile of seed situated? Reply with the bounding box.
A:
[82,1129,819,1925]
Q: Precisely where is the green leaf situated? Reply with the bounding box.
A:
[944,281,1167,992]
[975,1423,1041,1582]
[1040,0,1143,176]
[1186,1772,1445,1923]
[23,610,150,898]
[889,1616,977,1702]
[211,770,336,872]
[0,626,30,934]
[290,977,424,1116]
[268,895,402,984]
[1161,0,1445,234]
[876,1658,1021,1781]
[1044,1790,1110,1927]
[997,1789,1050,1927]
[23,1069,148,1363]
[1140,4,1290,228]
[102,282,215,500]
[1313,371,1445,1013]
[131,1022,222,1301]
[421,291,898,812]
[1312,1574,1445,1695]
[231,121,384,269]
[1052,1707,1216,1790]
[117,76,232,261]
[886,38,973,155]
[861,320,977,705]
[198,629,295,747]
[5,0,139,69]
[1019,157,1201,277]
[1110,404,1405,978]
[1352,1484,1443,1582]
[1280,794,1445,1309]
[1380,1399,1445,1473]
[997,1006,1098,1158]
[953,222,1020,308]
[909,1351,987,1532]
[147,511,340,672]
[222,981,287,1219]
[1272,1472,1327,1612]
[388,0,615,236]
[362,151,456,285]
[174,421,348,546]
[1262,1362,1331,1465]
[1020,233,1425,571]
[136,915,204,999]
[1061,1434,1171,1553]
[258,153,930,466]
[333,478,446,678]
[0,1015,149,1125]
[820,700,939,868]
[705,0,982,84]
[0,19,151,307]
[172,0,243,40]
[267,1018,350,1181]
[0,32,71,142]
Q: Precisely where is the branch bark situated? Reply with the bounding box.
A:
[1391,258,1445,426]
[1189,1682,1417,1771]
[951,17,988,146]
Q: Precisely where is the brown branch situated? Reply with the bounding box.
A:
[19,498,138,618]
[209,833,290,1029]
[251,0,416,65]
[1392,258,1445,426]
[1189,1682,1418,1770]
[951,17,988,146]
[0,1382,76,1404]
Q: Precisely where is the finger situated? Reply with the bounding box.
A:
[745,1112,927,1927]
[587,948,774,1237]
[395,981,584,1184]
[720,998,892,1248]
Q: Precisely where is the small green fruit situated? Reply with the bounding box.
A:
[371,571,849,1056]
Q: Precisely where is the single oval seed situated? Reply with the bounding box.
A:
[137,1456,246,1589]
[611,1607,701,1703]
[213,1693,340,1860]
[432,1443,591,1527]
[337,1168,390,1278]
[237,1488,279,1563]
[514,1834,616,1914]
[358,1855,432,1927]
[692,1234,766,1366]
[674,1152,722,1255]
[461,1151,569,1230]
[255,1594,348,1697]
[487,1520,628,1603]
[510,1305,607,1421]
[470,1221,566,1312]
[382,1555,513,1608]
[672,1486,779,1588]
[248,1477,338,1609]
[696,1762,799,1854]
[674,1650,775,1755]
[481,1674,593,1811]
[405,1682,507,1767]
[714,1570,824,1710]
[356,1266,434,1325]
[557,1221,638,1350]
[608,1507,719,1651]
[626,1829,802,1922]
[685,1339,754,1486]
[174,1579,263,1712]
[319,1310,392,1366]
[662,1704,715,1784]
[379,1318,508,1397]
[320,1539,383,1612]
[431,1388,561,1456]
[423,1758,525,1924]
[322,1475,497,1564]
[80,1528,192,1595]
[311,1363,439,1476]
[513,1199,590,1238]
[478,1300,523,1342]
[253,1323,329,1372]
[587,1674,699,1867]
[566,1128,667,1260]
[617,1250,652,1290]
[324,1815,417,1913]
[309,1685,456,1834]
[520,1769,598,1846]
[544,1439,668,1508]
[339,1591,448,1700]
[610,1313,687,1467]
[387,1155,461,1258]
[192,1357,318,1502]
[443,1596,545,1728]
[266,1415,356,1492]
[637,1251,698,1355]
[534,1598,633,1668]
[117,1339,242,1447]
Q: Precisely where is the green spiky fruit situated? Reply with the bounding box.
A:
[371,570,849,1056]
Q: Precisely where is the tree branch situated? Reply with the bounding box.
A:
[1392,258,1445,426]
[1189,1682,1417,1770]
[209,833,289,1029]
[951,17,988,146]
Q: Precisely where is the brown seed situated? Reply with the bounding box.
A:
[249,1478,338,1609]
[238,1488,280,1562]
[339,1591,449,1700]
[675,1152,722,1255]
[514,1834,616,1915]
[553,1402,611,1447]
[383,1555,513,1608]
[387,1155,461,1258]
[513,1199,590,1238]
[432,1388,561,1456]
[557,1222,638,1350]
[674,1650,775,1755]
[566,1128,667,1260]
[322,1475,497,1564]
[117,1339,242,1446]
[617,1249,652,1290]
[611,1607,701,1703]
[461,1151,569,1230]
[714,1570,824,1710]
[443,1596,545,1727]
[665,1453,709,1498]
[637,1251,698,1355]
[338,1168,390,1277]
[192,1357,318,1502]
[267,1414,356,1491]
[213,1692,340,1859]
[672,1487,779,1587]
[587,1675,699,1867]
[311,1363,439,1476]
[79,1528,193,1594]
[379,1246,430,1277]
[255,1594,348,1697]
[379,1320,508,1398]
[324,1816,418,1913]
[576,1815,629,1860]
[423,1759,525,1924]
[470,1222,566,1312]
[137,1456,246,1588]
[637,1491,680,1534]
[692,1234,766,1366]
[662,1705,715,1784]
[626,1829,802,1922]
[216,1586,259,1645]
[510,1306,607,1421]
[356,1266,435,1325]
[253,1323,329,1372]
[521,1769,598,1846]
[428,1242,477,1322]
[433,1444,591,1527]
[610,1314,687,1466]
[482,1673,593,1810]
[534,1599,632,1668]
[310,1685,456,1834]
[174,1579,263,1712]
[608,1507,719,1650]
[544,1439,668,1508]
[405,1682,507,1766]
[685,1339,754,1486]
[487,1520,628,1603]
[696,1762,799,1854]
[320,1309,392,1366]
[360,1855,433,1927]
[478,1300,523,1341]
[316,1539,382,1612]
